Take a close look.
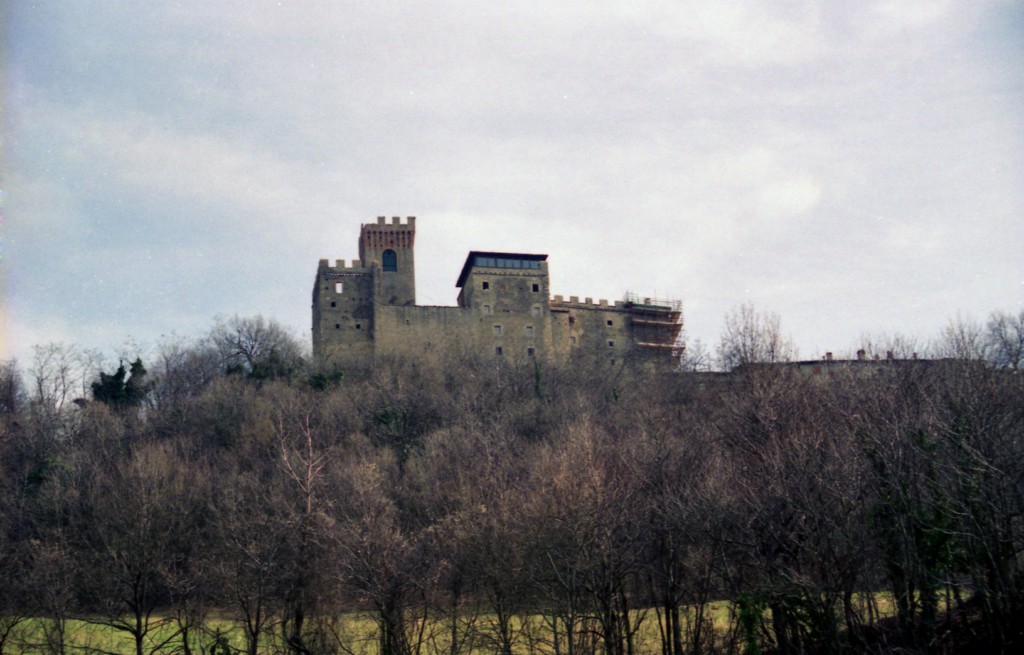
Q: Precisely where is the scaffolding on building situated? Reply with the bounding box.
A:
[622,292,685,357]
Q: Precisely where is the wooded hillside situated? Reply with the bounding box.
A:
[2,311,1022,655]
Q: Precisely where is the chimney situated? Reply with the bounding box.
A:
[856,349,866,361]
[825,352,833,362]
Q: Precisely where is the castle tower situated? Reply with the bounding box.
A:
[359,216,416,306]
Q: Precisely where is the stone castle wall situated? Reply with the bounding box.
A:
[312,218,682,368]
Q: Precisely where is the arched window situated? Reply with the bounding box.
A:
[382,249,397,272]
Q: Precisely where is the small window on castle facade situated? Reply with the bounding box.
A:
[532,305,541,317]
[495,346,503,356]
[482,281,490,290]
[525,325,534,337]
[330,301,336,308]
[532,283,540,293]
[608,340,615,348]
[355,323,361,330]
[382,249,398,272]
[483,304,492,315]
[527,347,535,357]
[335,323,341,329]
[335,282,343,294]
[607,319,613,326]
[493,325,503,336]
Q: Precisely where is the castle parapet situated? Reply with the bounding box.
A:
[552,295,626,310]
[375,216,416,226]
[319,259,365,270]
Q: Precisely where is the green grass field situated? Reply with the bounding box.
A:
[0,594,914,655]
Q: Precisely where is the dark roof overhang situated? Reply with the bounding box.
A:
[455,251,548,287]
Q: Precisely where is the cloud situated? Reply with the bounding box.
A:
[4,0,1022,366]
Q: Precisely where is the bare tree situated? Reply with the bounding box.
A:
[936,313,986,361]
[0,359,25,417]
[209,315,306,379]
[151,335,221,407]
[985,309,1024,370]
[327,446,422,655]
[212,471,291,655]
[716,304,796,371]
[76,440,198,655]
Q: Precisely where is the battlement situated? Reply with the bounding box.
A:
[360,216,416,253]
[371,215,416,227]
[318,258,366,270]
[551,295,629,309]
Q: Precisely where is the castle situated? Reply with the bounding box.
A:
[312,217,683,367]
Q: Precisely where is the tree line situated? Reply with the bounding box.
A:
[1,309,1022,655]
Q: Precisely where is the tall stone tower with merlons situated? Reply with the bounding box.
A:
[360,216,416,306]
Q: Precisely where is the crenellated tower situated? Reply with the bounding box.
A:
[360,216,416,306]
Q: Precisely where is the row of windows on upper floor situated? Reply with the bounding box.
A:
[481,280,541,292]
[496,346,536,357]
[483,305,543,316]
[493,324,536,337]
[494,346,618,359]
[491,324,615,348]
[474,256,542,270]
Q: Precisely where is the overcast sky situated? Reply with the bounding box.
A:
[4,1,1023,367]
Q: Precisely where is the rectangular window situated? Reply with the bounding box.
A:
[532,306,541,317]
[355,323,361,330]
[527,347,535,357]
[482,281,490,290]
[525,325,534,337]
[495,346,503,356]
[493,325,503,336]
[335,323,341,329]
[330,301,336,307]
[608,340,615,348]
[334,282,343,294]
[532,283,540,292]
[607,319,613,326]
[483,304,492,315]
